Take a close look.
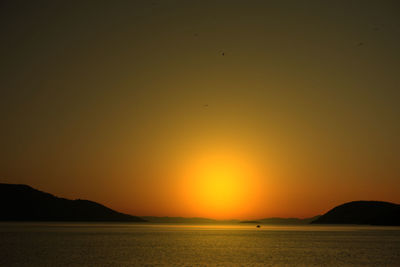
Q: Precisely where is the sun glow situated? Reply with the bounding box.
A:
[179,149,264,219]
[195,162,244,208]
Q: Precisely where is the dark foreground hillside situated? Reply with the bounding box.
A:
[311,201,400,226]
[0,183,145,222]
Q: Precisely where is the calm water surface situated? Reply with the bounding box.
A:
[0,223,399,266]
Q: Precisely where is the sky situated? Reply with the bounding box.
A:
[1,0,400,219]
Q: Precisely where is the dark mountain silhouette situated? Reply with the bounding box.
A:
[311,201,400,226]
[0,183,146,222]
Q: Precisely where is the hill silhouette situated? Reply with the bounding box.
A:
[0,183,146,222]
[311,201,400,226]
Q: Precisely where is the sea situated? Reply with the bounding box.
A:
[0,223,399,266]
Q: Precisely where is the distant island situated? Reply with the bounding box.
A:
[0,183,146,222]
[142,216,239,224]
[240,217,321,224]
[240,220,261,224]
[258,216,321,225]
[311,201,400,226]
[144,217,321,225]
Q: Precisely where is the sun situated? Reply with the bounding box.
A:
[195,163,244,208]
[179,149,262,219]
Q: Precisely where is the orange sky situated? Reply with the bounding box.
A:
[1,1,400,219]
